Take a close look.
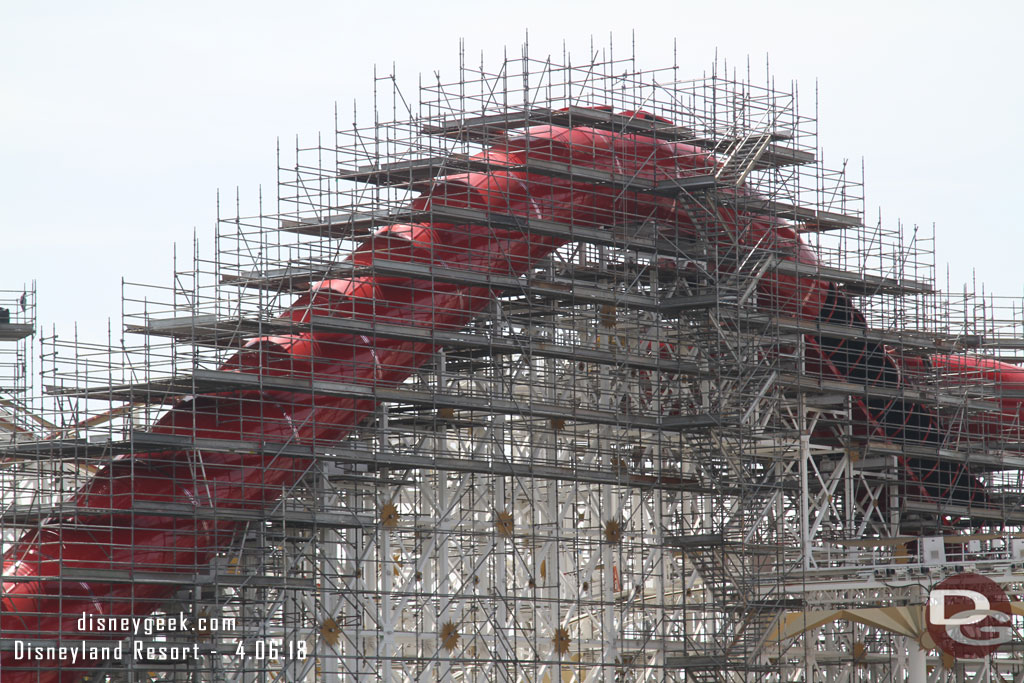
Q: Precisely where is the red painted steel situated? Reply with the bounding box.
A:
[932,354,1024,440]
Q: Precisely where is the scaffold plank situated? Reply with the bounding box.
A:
[277,205,698,258]
[11,567,319,589]
[0,323,33,341]
[139,432,721,491]
[549,105,693,138]
[341,258,718,312]
[421,105,696,141]
[739,198,861,232]
[278,210,398,238]
[46,369,725,433]
[128,313,704,375]
[424,105,813,176]
[420,108,558,139]
[0,437,130,461]
[339,154,498,184]
[512,158,718,196]
[777,371,997,411]
[771,258,934,296]
[0,431,720,493]
[903,499,1024,524]
[730,311,950,351]
[756,144,816,169]
[341,155,720,198]
[0,500,372,529]
[664,533,725,547]
[857,440,1024,472]
[219,256,714,309]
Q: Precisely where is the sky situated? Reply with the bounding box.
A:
[2,1,1023,347]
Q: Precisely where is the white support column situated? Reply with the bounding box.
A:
[494,469,513,683]
[906,635,927,683]
[318,470,342,682]
[799,433,812,572]
[436,469,453,683]
[601,481,617,683]
[380,513,394,683]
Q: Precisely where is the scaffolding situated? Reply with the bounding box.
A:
[3,48,1024,682]
[0,285,35,442]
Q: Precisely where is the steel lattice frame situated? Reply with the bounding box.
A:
[2,48,1024,683]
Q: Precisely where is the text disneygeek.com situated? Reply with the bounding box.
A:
[11,612,308,664]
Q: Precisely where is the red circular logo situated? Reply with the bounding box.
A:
[926,573,1011,659]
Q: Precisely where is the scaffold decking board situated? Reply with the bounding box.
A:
[420,108,559,138]
[0,437,132,461]
[131,313,704,374]
[279,205,691,257]
[739,198,861,232]
[427,106,809,170]
[342,155,720,197]
[771,258,934,296]
[307,315,704,373]
[132,313,702,375]
[191,368,724,432]
[347,148,804,200]
[347,258,658,307]
[419,205,685,253]
[339,154,497,184]
[1,567,317,590]
[515,158,718,196]
[663,655,754,670]
[100,432,717,493]
[127,314,296,346]
[341,259,717,312]
[421,105,696,141]
[550,105,694,138]
[47,369,725,432]
[777,371,997,411]
[0,430,720,493]
[903,499,1024,524]
[732,311,949,350]
[221,252,711,297]
[664,533,725,547]
[552,108,811,168]
[979,338,1024,350]
[0,322,33,341]
[219,264,333,290]
[278,210,397,237]
[0,500,371,529]
[858,440,1024,472]
[756,144,816,168]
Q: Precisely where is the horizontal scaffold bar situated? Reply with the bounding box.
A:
[0,499,372,529]
[419,105,813,172]
[47,369,728,433]
[0,432,730,494]
[770,257,932,296]
[277,205,705,257]
[129,313,704,375]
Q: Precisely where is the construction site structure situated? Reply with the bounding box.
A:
[3,48,1024,682]
[0,285,35,442]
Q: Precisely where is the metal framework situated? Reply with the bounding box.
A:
[3,48,1024,682]
[0,285,35,440]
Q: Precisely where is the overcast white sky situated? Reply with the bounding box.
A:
[2,1,1023,345]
